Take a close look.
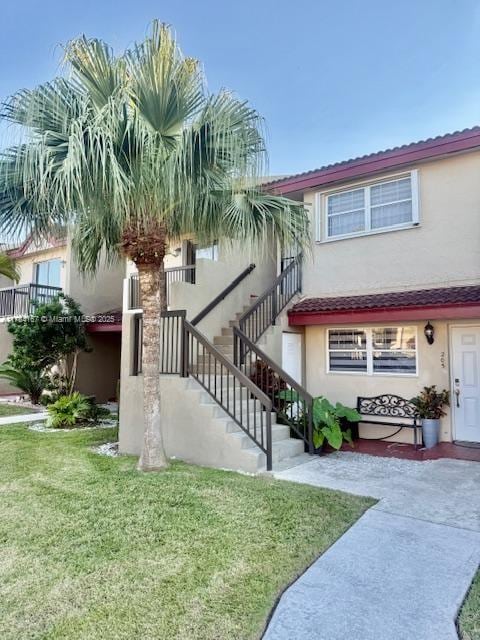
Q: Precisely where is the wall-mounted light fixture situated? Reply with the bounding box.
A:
[424,321,434,345]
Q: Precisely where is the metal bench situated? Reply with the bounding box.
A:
[356,394,422,449]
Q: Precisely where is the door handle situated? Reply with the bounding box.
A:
[454,387,460,408]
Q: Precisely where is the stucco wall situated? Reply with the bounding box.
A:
[75,333,121,403]
[302,151,480,297]
[303,319,468,443]
[66,244,124,316]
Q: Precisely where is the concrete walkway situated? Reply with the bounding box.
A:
[265,453,480,640]
[0,412,46,425]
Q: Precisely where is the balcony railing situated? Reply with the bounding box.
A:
[128,265,196,310]
[0,283,63,318]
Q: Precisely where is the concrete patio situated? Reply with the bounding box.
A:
[264,453,480,640]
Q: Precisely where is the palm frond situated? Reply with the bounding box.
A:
[0,253,20,282]
[0,19,310,274]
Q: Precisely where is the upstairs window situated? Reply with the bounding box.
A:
[34,259,62,288]
[324,172,418,240]
[195,241,218,261]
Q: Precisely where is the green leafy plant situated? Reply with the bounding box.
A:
[46,392,91,429]
[0,364,48,404]
[278,391,360,450]
[410,386,450,419]
[311,397,360,450]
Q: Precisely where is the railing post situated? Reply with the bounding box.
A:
[266,408,273,471]
[9,288,14,316]
[181,320,189,378]
[297,255,302,294]
[233,330,238,367]
[307,397,314,455]
[271,289,277,326]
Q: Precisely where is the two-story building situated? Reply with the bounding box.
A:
[119,127,480,472]
[0,231,124,402]
[269,126,480,446]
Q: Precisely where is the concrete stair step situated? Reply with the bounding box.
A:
[200,344,233,357]
[242,437,307,470]
[225,423,290,449]
[207,401,274,420]
[213,335,234,346]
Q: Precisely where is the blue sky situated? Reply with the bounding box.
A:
[2,0,480,174]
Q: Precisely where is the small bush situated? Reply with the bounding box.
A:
[46,392,91,429]
[0,365,48,404]
[46,392,111,428]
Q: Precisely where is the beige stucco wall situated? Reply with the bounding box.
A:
[65,243,124,316]
[302,151,480,297]
[302,319,480,443]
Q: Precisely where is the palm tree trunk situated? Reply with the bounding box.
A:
[137,262,168,470]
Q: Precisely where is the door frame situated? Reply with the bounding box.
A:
[449,323,480,442]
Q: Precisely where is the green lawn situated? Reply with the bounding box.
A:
[0,402,38,417]
[0,424,373,640]
[459,571,480,640]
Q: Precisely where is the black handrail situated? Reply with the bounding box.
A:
[182,318,273,469]
[190,263,256,326]
[237,254,302,346]
[233,326,313,452]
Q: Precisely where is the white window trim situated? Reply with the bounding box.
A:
[316,170,419,242]
[326,326,418,377]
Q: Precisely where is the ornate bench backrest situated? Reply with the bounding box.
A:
[357,394,418,420]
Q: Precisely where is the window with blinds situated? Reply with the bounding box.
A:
[328,327,417,375]
[324,172,418,239]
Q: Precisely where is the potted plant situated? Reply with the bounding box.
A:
[410,386,450,449]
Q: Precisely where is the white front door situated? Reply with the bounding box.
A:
[282,332,302,384]
[451,326,480,443]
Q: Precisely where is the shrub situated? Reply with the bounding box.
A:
[46,392,111,428]
[0,364,48,404]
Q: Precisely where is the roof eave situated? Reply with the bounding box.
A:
[288,302,480,326]
[266,129,480,195]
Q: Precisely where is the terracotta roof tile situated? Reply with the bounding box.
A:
[289,285,480,315]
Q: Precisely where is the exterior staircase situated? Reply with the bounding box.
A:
[157,254,314,473]
[188,306,309,472]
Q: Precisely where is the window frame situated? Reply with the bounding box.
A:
[326,326,418,377]
[33,258,62,288]
[316,170,419,242]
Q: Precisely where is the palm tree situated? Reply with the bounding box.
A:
[0,253,19,282]
[0,21,309,470]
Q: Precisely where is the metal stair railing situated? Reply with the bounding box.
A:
[233,326,313,453]
[237,253,302,346]
[182,319,273,470]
